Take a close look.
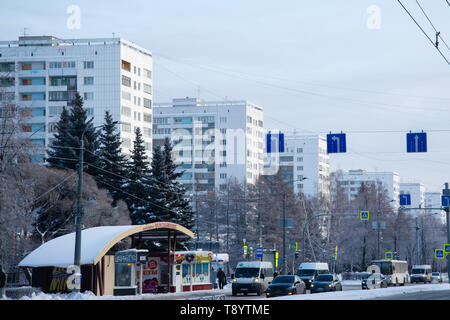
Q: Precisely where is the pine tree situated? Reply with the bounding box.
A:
[67,93,101,177]
[46,93,100,177]
[46,107,73,169]
[97,111,127,206]
[147,145,171,222]
[124,127,153,225]
[161,138,195,230]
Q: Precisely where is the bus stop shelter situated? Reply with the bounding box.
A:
[18,222,194,296]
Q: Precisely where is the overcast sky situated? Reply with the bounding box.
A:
[2,0,449,192]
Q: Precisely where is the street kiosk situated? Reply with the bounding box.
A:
[114,249,148,296]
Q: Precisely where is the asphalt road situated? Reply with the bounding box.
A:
[373,289,450,300]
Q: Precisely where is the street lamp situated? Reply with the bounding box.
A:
[281,177,307,275]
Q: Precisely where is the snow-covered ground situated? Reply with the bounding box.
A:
[4,281,450,300]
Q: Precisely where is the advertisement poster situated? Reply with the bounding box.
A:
[137,257,160,293]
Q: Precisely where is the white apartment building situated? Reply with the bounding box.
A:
[425,192,445,224]
[399,182,425,210]
[153,97,264,192]
[338,170,400,208]
[0,35,153,161]
[271,134,330,199]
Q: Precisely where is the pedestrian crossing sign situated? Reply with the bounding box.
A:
[360,211,369,221]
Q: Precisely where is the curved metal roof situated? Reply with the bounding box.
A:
[19,222,194,268]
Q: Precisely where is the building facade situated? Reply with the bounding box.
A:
[0,35,153,161]
[272,134,330,199]
[153,98,264,192]
[338,170,400,208]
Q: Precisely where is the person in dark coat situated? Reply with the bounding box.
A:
[217,268,226,290]
[0,264,6,298]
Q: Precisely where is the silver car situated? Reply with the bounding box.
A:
[431,272,442,283]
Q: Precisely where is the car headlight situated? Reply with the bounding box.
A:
[309,279,313,282]
[253,278,259,283]
[310,284,314,287]
[328,284,332,287]
[233,278,237,283]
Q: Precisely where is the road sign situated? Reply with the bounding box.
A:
[444,244,450,254]
[256,247,263,258]
[399,194,411,206]
[442,195,450,207]
[385,252,393,260]
[372,221,386,230]
[243,245,248,256]
[406,132,427,153]
[266,132,285,153]
[360,211,369,221]
[280,218,294,229]
[289,240,298,252]
[327,133,346,153]
[435,249,445,259]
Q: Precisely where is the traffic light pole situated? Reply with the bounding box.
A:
[444,183,450,283]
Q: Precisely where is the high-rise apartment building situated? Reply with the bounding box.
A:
[0,36,153,161]
[153,97,264,192]
[338,170,400,208]
[269,134,330,199]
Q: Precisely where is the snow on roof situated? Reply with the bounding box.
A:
[19,225,136,268]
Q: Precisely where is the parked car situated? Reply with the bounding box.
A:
[361,272,388,289]
[265,275,306,298]
[310,274,342,293]
[431,272,443,283]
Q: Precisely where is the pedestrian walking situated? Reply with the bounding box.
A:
[217,267,226,290]
[0,264,6,299]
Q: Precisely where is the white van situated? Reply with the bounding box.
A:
[410,265,432,283]
[296,262,329,289]
[231,261,274,296]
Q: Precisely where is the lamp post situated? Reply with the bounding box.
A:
[281,177,307,275]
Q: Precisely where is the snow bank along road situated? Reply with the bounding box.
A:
[9,282,450,300]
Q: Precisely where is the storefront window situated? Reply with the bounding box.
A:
[115,264,132,287]
[182,264,190,284]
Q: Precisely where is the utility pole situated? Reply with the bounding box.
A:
[443,183,450,283]
[282,192,287,275]
[73,138,84,293]
[377,210,381,260]
[415,217,420,265]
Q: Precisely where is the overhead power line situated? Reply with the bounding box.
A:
[396,0,450,65]
[415,0,450,50]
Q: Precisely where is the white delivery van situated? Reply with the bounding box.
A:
[296,262,329,289]
[231,261,274,296]
[410,265,432,283]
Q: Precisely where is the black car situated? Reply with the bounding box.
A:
[310,274,342,293]
[265,275,306,298]
[361,273,388,289]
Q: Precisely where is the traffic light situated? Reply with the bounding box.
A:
[294,251,300,259]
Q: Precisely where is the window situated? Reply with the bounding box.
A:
[143,83,152,94]
[83,61,94,69]
[220,117,227,123]
[49,61,75,69]
[84,77,94,85]
[143,98,152,109]
[121,60,131,72]
[154,117,168,125]
[121,106,131,117]
[220,173,227,179]
[143,113,152,123]
[49,106,64,117]
[144,142,152,151]
[297,148,303,153]
[122,91,131,101]
[297,157,303,162]
[84,92,94,100]
[122,75,131,87]
[144,68,152,79]
[297,166,303,171]
[121,122,131,133]
[143,127,152,137]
